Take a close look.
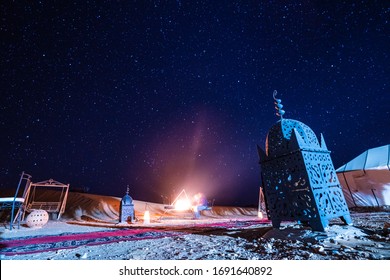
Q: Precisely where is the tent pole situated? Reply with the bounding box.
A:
[10,172,25,230]
[342,172,357,207]
[371,189,379,207]
[362,150,369,175]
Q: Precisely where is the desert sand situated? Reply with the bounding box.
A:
[1,191,389,260]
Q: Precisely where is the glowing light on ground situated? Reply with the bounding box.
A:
[258,211,263,219]
[143,210,150,224]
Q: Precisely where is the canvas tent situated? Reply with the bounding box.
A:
[336,144,390,207]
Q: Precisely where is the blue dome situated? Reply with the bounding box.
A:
[121,194,133,205]
[266,118,320,157]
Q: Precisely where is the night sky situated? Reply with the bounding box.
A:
[1,1,389,206]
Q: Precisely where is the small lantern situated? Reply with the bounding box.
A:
[120,187,135,223]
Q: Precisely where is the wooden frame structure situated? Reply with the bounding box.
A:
[22,178,70,220]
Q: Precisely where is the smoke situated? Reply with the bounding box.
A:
[131,108,254,205]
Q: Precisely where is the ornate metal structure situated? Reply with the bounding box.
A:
[120,187,135,223]
[257,91,352,231]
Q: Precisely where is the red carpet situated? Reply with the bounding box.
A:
[0,228,181,256]
[1,219,270,256]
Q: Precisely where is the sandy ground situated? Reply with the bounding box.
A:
[1,192,389,260]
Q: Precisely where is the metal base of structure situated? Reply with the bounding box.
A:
[271,214,353,232]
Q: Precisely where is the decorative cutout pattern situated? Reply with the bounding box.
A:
[260,118,352,231]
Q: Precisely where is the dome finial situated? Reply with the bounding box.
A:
[273,90,285,119]
[126,185,129,195]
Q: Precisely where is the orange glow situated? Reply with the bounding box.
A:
[258,211,263,219]
[174,198,192,211]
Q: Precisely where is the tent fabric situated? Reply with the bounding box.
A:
[336,144,390,207]
[337,144,390,172]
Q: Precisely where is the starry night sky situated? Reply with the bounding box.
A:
[1,1,389,206]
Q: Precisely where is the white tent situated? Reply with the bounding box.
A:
[336,144,390,207]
